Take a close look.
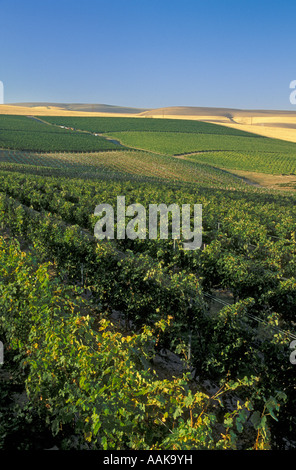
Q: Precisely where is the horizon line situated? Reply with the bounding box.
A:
[2,101,296,113]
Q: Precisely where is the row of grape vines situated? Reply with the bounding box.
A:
[0,149,252,188]
[0,184,295,448]
[0,116,122,152]
[2,234,271,450]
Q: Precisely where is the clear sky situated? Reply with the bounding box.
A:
[1,0,296,110]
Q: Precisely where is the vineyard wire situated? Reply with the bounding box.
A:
[204,292,296,341]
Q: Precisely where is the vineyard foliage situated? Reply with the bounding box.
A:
[0,236,286,450]
[40,115,296,174]
[0,116,120,152]
[0,114,296,449]
[39,115,262,136]
[1,115,296,174]
[104,131,296,158]
[0,149,249,188]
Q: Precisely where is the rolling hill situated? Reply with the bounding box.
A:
[1,102,296,142]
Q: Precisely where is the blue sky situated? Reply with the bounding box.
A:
[1,0,296,110]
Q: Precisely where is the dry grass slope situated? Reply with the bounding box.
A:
[140,106,296,143]
[1,102,296,142]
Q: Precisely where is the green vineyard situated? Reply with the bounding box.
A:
[0,114,296,450]
[0,116,121,152]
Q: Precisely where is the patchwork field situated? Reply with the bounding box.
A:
[1,114,296,188]
[39,115,296,180]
